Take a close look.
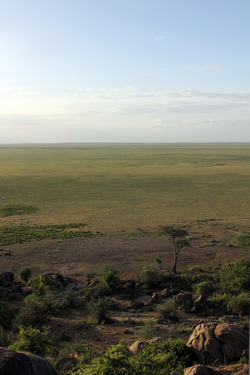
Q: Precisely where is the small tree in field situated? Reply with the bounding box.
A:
[158,225,189,274]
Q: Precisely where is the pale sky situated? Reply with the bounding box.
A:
[1,0,250,143]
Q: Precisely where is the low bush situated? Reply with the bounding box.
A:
[14,294,49,327]
[209,293,229,312]
[140,264,163,288]
[219,258,250,294]
[89,298,110,323]
[102,267,119,289]
[227,293,250,315]
[138,320,156,340]
[9,326,58,357]
[27,273,62,295]
[193,280,215,296]
[85,281,112,300]
[79,339,194,375]
[236,233,250,246]
[18,267,32,283]
[0,302,19,330]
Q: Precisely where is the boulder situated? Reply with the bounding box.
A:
[184,363,249,375]
[187,323,249,365]
[161,288,171,298]
[129,337,163,354]
[191,294,206,313]
[129,341,145,355]
[0,347,58,375]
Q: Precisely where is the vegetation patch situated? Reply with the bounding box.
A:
[0,204,38,217]
[236,233,250,246]
[0,223,92,245]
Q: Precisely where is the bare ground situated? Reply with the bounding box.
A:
[0,224,249,352]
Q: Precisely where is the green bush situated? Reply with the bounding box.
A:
[81,339,194,375]
[102,267,119,289]
[227,293,250,315]
[140,264,163,288]
[193,280,215,296]
[85,271,97,283]
[191,273,211,283]
[18,267,32,283]
[209,293,229,311]
[85,281,112,300]
[219,258,250,294]
[236,233,250,246]
[89,298,109,323]
[0,302,19,330]
[14,294,49,327]
[27,273,62,295]
[138,320,156,340]
[9,326,57,357]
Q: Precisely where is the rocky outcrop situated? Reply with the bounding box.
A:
[184,363,249,375]
[187,323,249,365]
[0,347,58,375]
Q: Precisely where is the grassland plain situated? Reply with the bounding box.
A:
[0,143,250,232]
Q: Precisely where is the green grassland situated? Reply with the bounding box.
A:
[0,143,250,232]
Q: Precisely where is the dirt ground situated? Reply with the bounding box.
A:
[1,225,249,353]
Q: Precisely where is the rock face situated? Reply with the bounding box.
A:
[184,363,249,375]
[187,323,249,365]
[0,347,58,375]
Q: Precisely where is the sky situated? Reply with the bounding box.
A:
[0,0,250,143]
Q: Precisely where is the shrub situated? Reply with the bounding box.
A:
[191,273,211,283]
[0,327,15,347]
[193,280,215,296]
[0,302,19,330]
[236,233,250,246]
[138,320,156,340]
[157,302,179,323]
[85,281,112,300]
[85,271,97,283]
[89,298,109,323]
[14,294,49,327]
[227,293,250,315]
[81,339,194,375]
[219,258,250,294]
[9,326,58,357]
[102,267,119,289]
[18,267,32,283]
[140,264,163,288]
[27,273,62,295]
[209,293,229,311]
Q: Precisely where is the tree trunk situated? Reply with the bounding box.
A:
[172,251,178,274]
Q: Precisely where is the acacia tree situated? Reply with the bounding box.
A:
[157,225,189,274]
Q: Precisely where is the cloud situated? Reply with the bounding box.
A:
[1,87,249,143]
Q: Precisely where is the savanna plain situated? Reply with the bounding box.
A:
[0,144,249,375]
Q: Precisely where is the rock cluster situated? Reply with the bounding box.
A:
[187,323,249,364]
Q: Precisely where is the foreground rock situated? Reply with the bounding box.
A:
[0,347,58,375]
[187,323,249,365]
[184,363,249,375]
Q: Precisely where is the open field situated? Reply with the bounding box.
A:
[0,143,250,232]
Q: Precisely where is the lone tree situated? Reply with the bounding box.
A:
[157,225,189,274]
